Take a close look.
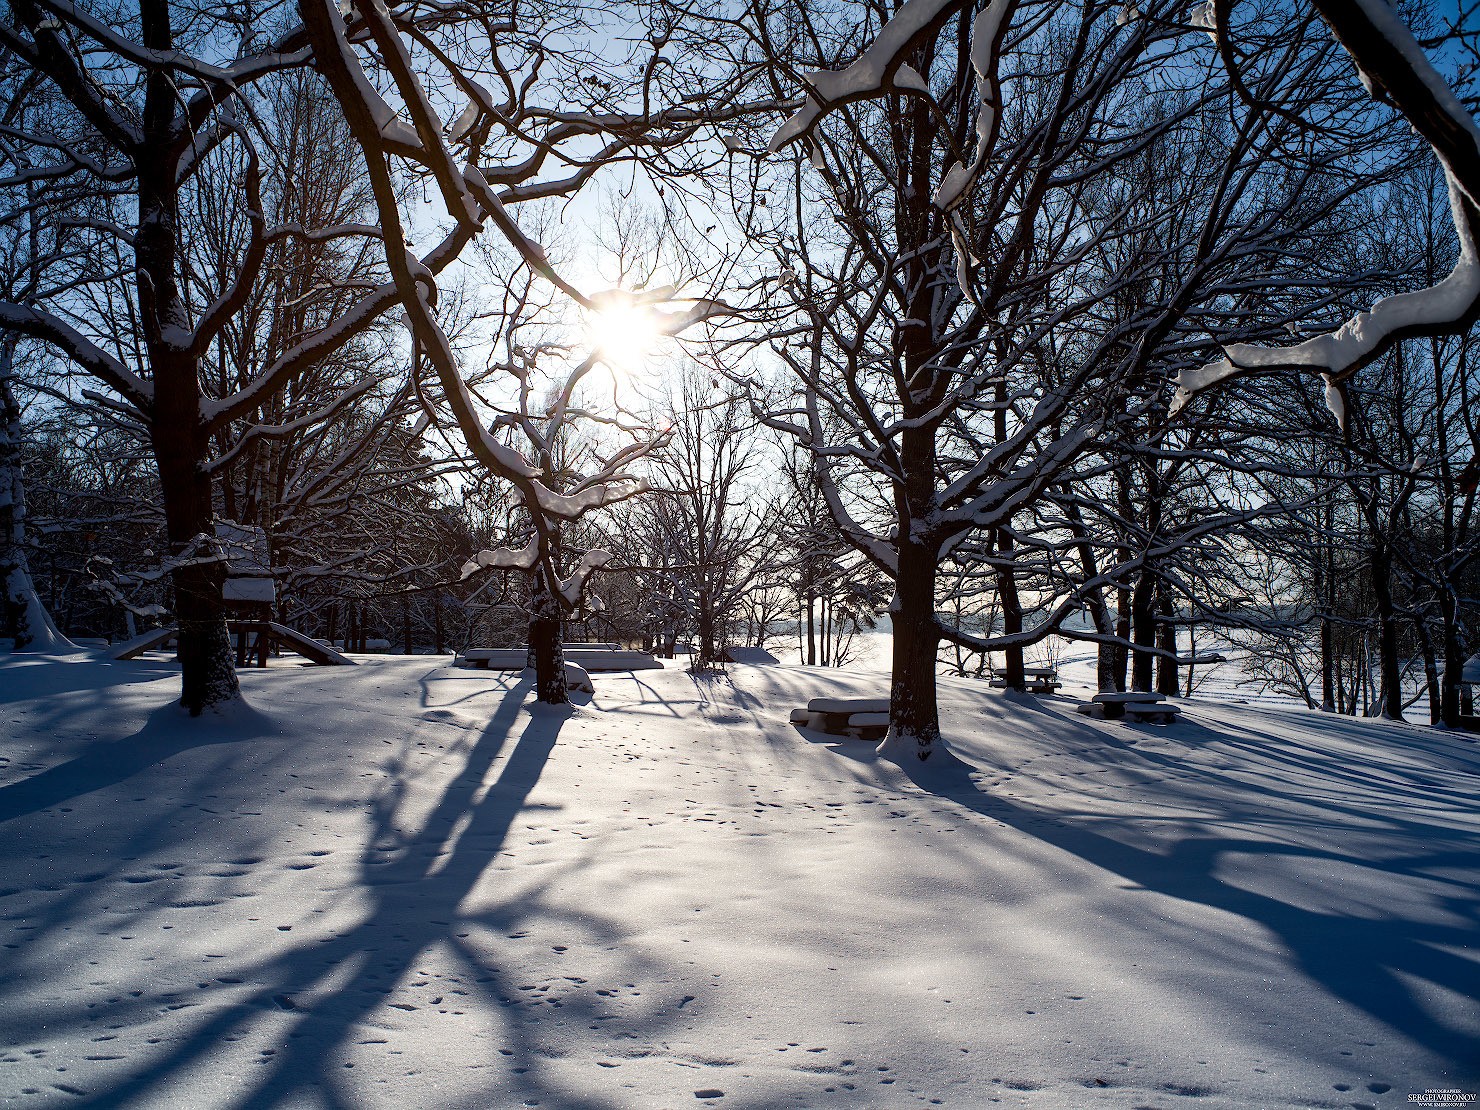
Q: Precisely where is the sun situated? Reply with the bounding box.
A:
[589,299,663,371]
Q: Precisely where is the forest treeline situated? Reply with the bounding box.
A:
[1,0,1477,751]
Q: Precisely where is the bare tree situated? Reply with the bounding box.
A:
[0,5,434,712]
[1,339,70,648]
[618,369,779,669]
[298,0,765,702]
[728,0,1386,762]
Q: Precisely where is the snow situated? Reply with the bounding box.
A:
[726,646,779,665]
[1172,18,1480,425]
[770,0,959,151]
[221,577,277,604]
[460,537,540,579]
[447,82,492,142]
[935,0,1012,215]
[1455,654,1480,684]
[558,548,613,606]
[1,566,73,652]
[0,650,1475,1107]
[563,660,593,694]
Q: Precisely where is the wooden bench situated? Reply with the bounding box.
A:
[791,698,891,740]
[1076,690,1180,723]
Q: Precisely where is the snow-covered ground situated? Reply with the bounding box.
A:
[1,650,1476,1109]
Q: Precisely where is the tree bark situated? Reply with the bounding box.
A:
[695,589,720,668]
[136,14,239,714]
[806,591,816,666]
[1130,570,1156,692]
[1064,497,1117,692]
[885,534,942,761]
[1440,590,1464,727]
[528,574,568,704]
[1155,585,1179,696]
[1318,500,1337,711]
[1,348,69,651]
[1368,540,1405,721]
[995,526,1025,690]
[1417,617,1440,726]
[1112,585,1130,691]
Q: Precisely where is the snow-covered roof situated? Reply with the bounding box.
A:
[222,577,276,604]
[216,520,272,577]
[1441,653,1480,683]
[1463,654,1480,684]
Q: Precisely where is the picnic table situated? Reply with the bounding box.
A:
[789,697,891,740]
[1076,690,1180,723]
[460,647,662,672]
[989,666,1061,694]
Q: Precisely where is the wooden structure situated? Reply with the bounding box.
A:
[1077,690,1180,724]
[791,697,891,740]
[461,646,661,672]
[1451,653,1480,730]
[109,622,353,666]
[989,666,1061,694]
[217,521,278,667]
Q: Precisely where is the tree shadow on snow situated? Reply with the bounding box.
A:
[64,676,664,1110]
[0,700,273,824]
[885,712,1480,1075]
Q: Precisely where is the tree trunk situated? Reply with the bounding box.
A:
[1130,571,1156,693]
[136,61,239,714]
[1,349,69,651]
[1112,584,1131,691]
[1369,541,1405,721]
[695,602,719,670]
[1065,498,1117,692]
[402,596,413,657]
[151,374,239,714]
[1320,615,1336,712]
[1440,590,1464,728]
[1155,585,1179,696]
[528,576,568,704]
[1413,614,1439,725]
[883,534,941,761]
[822,595,831,667]
[806,591,816,665]
[994,527,1025,690]
[1318,502,1336,711]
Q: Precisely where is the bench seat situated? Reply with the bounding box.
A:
[1125,704,1180,724]
[1079,694,1181,723]
[806,697,890,715]
[792,704,890,740]
[990,678,1060,692]
[461,647,662,672]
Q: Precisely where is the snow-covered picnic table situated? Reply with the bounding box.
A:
[1077,690,1180,723]
[789,696,891,740]
[460,647,662,672]
[989,666,1061,693]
